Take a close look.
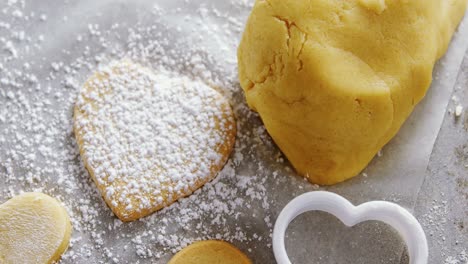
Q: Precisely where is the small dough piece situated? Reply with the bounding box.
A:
[0,192,72,264]
[74,61,236,221]
[168,240,252,264]
[238,0,467,185]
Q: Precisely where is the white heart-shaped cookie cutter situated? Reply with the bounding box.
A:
[273,191,428,264]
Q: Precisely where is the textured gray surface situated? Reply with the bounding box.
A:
[407,51,468,264]
[0,1,466,263]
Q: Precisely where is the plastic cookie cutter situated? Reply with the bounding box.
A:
[273,191,428,264]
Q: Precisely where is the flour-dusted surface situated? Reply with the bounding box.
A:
[0,0,467,263]
[407,52,468,264]
[74,61,236,221]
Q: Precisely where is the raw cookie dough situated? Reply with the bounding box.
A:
[168,240,252,264]
[74,61,236,221]
[0,192,72,264]
[238,0,467,185]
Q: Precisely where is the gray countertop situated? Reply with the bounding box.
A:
[0,1,466,263]
[407,52,468,264]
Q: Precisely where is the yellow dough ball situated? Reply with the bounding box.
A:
[238,0,467,185]
[168,240,252,264]
[0,192,72,264]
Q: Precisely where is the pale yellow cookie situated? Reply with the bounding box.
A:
[238,0,467,185]
[0,192,72,264]
[74,61,236,221]
[168,240,252,264]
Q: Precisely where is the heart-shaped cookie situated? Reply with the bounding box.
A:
[74,61,236,222]
[0,192,72,264]
[273,191,428,264]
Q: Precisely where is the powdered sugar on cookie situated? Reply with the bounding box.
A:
[74,61,236,221]
[0,0,302,262]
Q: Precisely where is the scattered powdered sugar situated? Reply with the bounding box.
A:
[1,0,466,263]
[74,60,235,220]
[454,105,463,117]
[0,0,297,263]
[445,250,468,264]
